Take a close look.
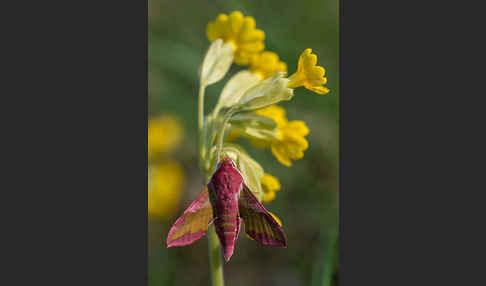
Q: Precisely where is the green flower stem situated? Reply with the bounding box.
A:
[198,84,207,169]
[199,83,224,286]
[198,84,206,132]
[216,109,235,161]
[208,225,224,286]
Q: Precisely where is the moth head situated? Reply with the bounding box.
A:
[216,157,237,169]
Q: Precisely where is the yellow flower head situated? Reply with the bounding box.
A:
[270,120,309,166]
[261,173,281,203]
[206,11,265,66]
[148,161,184,218]
[148,115,183,160]
[253,105,310,166]
[246,105,287,148]
[250,51,287,80]
[288,48,329,95]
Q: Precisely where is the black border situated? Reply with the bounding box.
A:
[9,0,483,284]
[17,0,149,284]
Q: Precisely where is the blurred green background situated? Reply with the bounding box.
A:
[148,0,338,285]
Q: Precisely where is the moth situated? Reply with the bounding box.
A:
[166,157,287,261]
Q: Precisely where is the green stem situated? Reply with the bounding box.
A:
[198,85,206,132]
[208,225,224,286]
[199,83,224,286]
[198,85,206,169]
[216,110,234,161]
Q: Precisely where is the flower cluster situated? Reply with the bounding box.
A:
[200,11,330,204]
[206,11,265,66]
[148,115,185,218]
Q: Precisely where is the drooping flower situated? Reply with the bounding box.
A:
[206,11,265,66]
[254,104,287,127]
[226,105,309,166]
[269,120,309,166]
[253,105,309,166]
[148,161,185,218]
[148,115,183,160]
[288,48,329,95]
[250,51,287,80]
[261,173,281,203]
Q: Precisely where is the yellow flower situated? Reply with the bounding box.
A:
[250,51,287,80]
[288,48,329,95]
[148,161,184,218]
[253,105,309,166]
[261,173,281,203]
[248,105,287,148]
[270,120,309,166]
[206,11,265,66]
[254,104,287,127]
[148,115,183,160]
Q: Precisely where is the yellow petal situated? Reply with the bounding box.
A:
[263,191,276,203]
[271,143,293,167]
[306,66,327,85]
[228,11,244,35]
[284,120,309,137]
[250,51,288,80]
[206,12,265,67]
[288,48,329,94]
[253,105,288,128]
[302,48,317,69]
[261,173,281,193]
[305,85,330,95]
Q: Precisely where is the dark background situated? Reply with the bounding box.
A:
[149,0,339,285]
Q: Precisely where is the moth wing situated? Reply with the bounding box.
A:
[238,184,287,247]
[166,187,214,247]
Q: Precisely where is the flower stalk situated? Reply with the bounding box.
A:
[217,109,236,162]
[208,225,224,286]
[198,84,206,169]
[199,80,225,286]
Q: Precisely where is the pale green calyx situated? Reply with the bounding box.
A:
[229,113,279,141]
[233,72,294,112]
[200,39,234,86]
[215,70,260,113]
